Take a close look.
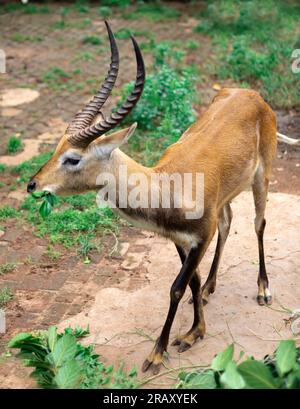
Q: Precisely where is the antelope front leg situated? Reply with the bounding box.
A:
[142,233,214,375]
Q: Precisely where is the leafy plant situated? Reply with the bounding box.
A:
[193,0,300,108]
[0,262,17,275]
[177,341,300,389]
[0,287,13,308]
[0,205,19,220]
[7,136,23,154]
[0,164,6,173]
[9,326,138,389]
[31,191,58,219]
[82,35,102,46]
[123,3,180,22]
[97,6,111,18]
[119,41,196,149]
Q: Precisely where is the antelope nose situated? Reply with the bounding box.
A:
[27,180,37,193]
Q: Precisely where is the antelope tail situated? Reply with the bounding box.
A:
[277,132,300,146]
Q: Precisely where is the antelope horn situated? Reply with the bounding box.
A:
[67,21,119,135]
[68,35,145,148]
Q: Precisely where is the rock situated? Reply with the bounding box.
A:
[1,108,22,117]
[0,88,39,107]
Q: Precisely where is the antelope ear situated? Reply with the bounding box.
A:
[89,123,137,157]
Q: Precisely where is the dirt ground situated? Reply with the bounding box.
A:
[0,3,299,388]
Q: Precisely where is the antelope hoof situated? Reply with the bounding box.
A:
[257,295,272,305]
[171,328,204,353]
[142,343,166,374]
[256,289,272,306]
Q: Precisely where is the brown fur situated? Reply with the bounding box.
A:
[30,88,278,374]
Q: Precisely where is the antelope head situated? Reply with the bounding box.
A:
[27,21,145,196]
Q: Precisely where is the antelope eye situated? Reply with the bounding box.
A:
[63,157,81,166]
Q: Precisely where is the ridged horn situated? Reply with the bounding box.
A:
[67,21,119,135]
[68,35,145,148]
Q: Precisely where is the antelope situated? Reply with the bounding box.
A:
[27,22,299,374]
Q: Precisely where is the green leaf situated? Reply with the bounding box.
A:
[51,334,77,368]
[129,367,138,377]
[31,192,46,199]
[220,361,246,389]
[45,193,58,207]
[54,361,83,389]
[8,333,38,348]
[211,344,234,371]
[39,200,52,218]
[276,340,297,376]
[238,360,278,389]
[47,326,57,352]
[181,370,217,389]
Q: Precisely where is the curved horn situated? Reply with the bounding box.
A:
[67,21,119,135]
[68,35,145,148]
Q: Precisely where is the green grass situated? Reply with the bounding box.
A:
[119,41,197,164]
[97,6,111,18]
[10,34,43,43]
[42,67,83,91]
[7,136,23,154]
[9,152,119,255]
[1,4,50,14]
[0,287,13,308]
[114,28,151,40]
[193,0,300,108]
[0,263,16,276]
[0,206,19,220]
[20,194,118,249]
[123,3,181,22]
[82,35,102,46]
[0,164,6,173]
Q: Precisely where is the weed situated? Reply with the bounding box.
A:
[97,6,111,18]
[82,35,102,46]
[74,0,90,14]
[7,136,23,154]
[51,7,69,30]
[0,164,6,173]
[77,233,97,261]
[0,287,13,308]
[1,4,50,14]
[0,263,17,275]
[186,40,199,50]
[114,28,150,40]
[42,67,81,91]
[45,246,61,261]
[10,34,43,43]
[9,326,138,389]
[73,51,95,62]
[0,206,19,220]
[119,42,196,153]
[193,0,300,108]
[177,341,300,389]
[101,0,130,7]
[123,3,180,22]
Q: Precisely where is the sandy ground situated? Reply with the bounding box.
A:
[0,3,299,389]
[57,191,300,387]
